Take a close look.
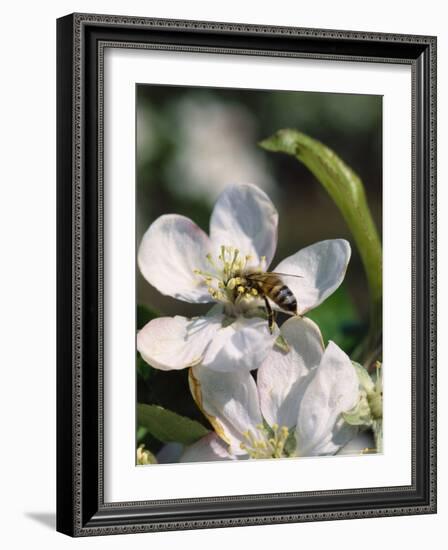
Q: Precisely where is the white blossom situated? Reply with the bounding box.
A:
[182,317,360,461]
[137,184,351,373]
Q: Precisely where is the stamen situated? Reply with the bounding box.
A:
[229,248,239,273]
[193,245,268,307]
[227,278,237,290]
[239,424,292,459]
[193,269,220,281]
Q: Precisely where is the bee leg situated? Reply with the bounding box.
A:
[263,297,275,333]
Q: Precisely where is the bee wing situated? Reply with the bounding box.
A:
[246,272,281,284]
[248,271,303,281]
[269,272,304,279]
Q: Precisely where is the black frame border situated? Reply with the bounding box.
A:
[57,13,437,537]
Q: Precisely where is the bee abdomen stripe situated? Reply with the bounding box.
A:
[273,286,297,312]
[282,298,297,312]
[273,285,291,300]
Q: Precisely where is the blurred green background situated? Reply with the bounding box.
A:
[136,85,382,458]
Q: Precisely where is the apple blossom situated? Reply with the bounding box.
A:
[342,361,383,452]
[137,183,351,373]
[182,317,360,461]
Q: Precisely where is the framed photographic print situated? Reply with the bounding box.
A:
[56,13,437,536]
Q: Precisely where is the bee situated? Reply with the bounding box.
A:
[243,272,302,332]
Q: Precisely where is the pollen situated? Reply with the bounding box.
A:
[239,424,293,459]
[226,278,237,290]
[192,245,270,307]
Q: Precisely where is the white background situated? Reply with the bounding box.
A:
[0,1,445,549]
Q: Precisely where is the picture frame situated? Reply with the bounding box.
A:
[56,12,437,536]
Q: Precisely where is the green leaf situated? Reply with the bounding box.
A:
[137,403,210,445]
[137,368,212,428]
[260,130,382,360]
[137,304,159,330]
[137,352,153,382]
[136,425,148,443]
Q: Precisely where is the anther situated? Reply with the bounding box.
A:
[227,278,236,290]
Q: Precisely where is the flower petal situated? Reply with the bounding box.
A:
[209,184,278,267]
[273,239,351,314]
[202,316,277,372]
[138,214,213,303]
[308,419,358,456]
[295,341,359,456]
[180,433,233,463]
[257,317,324,428]
[190,366,262,455]
[137,313,222,371]
[156,442,185,464]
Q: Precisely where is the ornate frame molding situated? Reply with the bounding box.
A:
[57,13,437,536]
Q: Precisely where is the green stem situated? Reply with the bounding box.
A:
[260,129,382,362]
